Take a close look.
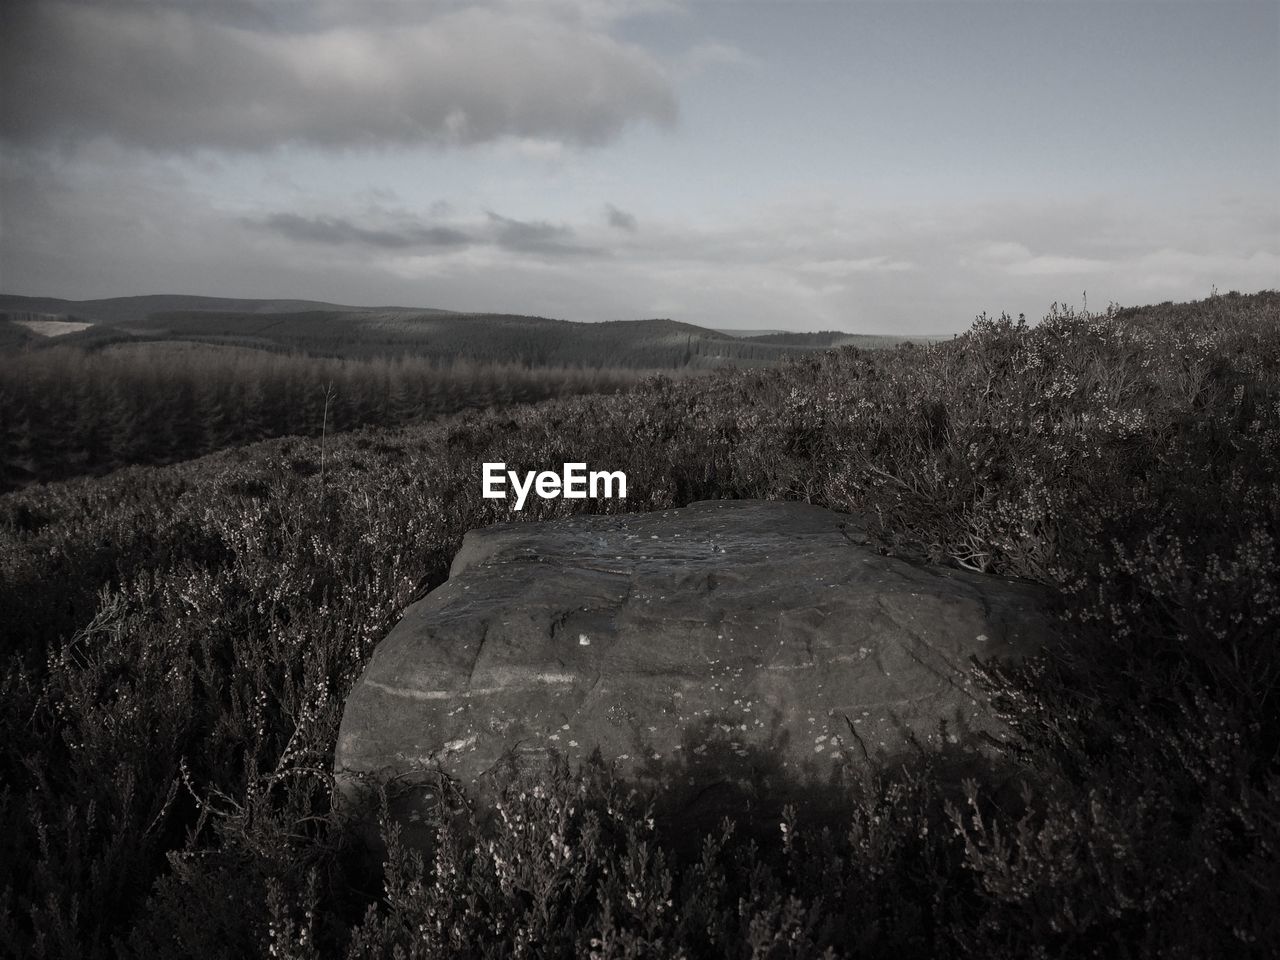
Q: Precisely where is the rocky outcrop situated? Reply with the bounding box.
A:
[336,500,1053,832]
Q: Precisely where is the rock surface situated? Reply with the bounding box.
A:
[336,500,1053,827]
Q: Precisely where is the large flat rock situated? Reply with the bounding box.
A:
[336,500,1052,827]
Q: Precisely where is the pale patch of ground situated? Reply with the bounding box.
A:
[13,319,95,337]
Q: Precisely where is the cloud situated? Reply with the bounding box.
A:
[253,213,471,249]
[247,207,605,257]
[967,240,1110,276]
[4,143,1274,333]
[605,204,638,231]
[970,241,1034,264]
[485,0,686,28]
[674,40,760,80]
[1005,255,1112,277]
[486,212,600,256]
[0,1,678,152]
[799,257,916,277]
[1128,247,1280,293]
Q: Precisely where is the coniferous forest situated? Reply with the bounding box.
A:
[0,348,648,491]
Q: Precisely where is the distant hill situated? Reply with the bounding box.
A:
[741,330,949,349]
[0,293,929,369]
[103,310,817,369]
[0,293,441,326]
[712,328,791,338]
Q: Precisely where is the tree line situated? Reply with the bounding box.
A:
[0,345,652,491]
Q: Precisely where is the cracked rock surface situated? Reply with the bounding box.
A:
[336,500,1053,824]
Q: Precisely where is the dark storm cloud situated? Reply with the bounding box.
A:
[246,207,600,257]
[255,213,471,249]
[0,1,677,152]
[605,204,638,231]
[486,212,600,256]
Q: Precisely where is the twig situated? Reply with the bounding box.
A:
[320,380,336,485]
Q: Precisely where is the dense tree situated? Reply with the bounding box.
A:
[0,347,653,490]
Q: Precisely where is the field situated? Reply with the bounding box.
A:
[1,291,1278,957]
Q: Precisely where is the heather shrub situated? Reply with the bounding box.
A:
[330,753,977,960]
[0,291,1277,957]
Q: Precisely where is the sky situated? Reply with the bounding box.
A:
[1,0,1276,334]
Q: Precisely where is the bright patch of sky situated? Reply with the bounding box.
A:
[2,0,1276,332]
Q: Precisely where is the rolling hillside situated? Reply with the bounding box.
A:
[0,294,930,368]
[0,293,435,324]
[742,330,950,349]
[117,310,806,368]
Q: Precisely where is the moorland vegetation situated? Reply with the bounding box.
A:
[0,294,919,368]
[1,291,1277,958]
[0,297,931,490]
